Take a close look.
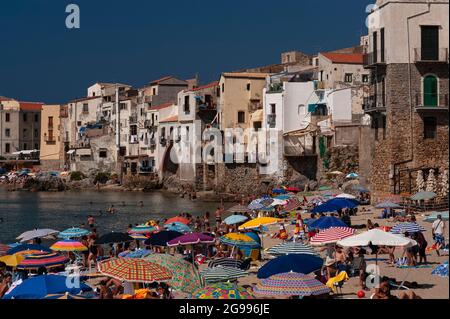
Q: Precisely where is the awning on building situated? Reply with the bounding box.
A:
[67,150,75,155]
[250,109,263,122]
[76,148,91,156]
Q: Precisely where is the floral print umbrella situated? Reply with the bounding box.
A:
[144,254,202,294]
[191,283,255,299]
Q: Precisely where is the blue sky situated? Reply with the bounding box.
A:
[0,0,371,103]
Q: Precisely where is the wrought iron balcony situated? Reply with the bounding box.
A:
[363,50,386,68]
[363,95,386,113]
[415,93,449,112]
[414,48,448,63]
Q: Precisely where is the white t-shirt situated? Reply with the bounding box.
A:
[432,219,445,235]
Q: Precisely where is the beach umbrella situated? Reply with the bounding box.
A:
[257,254,323,279]
[274,195,292,200]
[7,244,52,255]
[220,233,260,248]
[285,187,301,193]
[164,217,190,225]
[272,188,287,194]
[238,217,281,230]
[50,240,87,252]
[337,229,417,248]
[167,233,215,247]
[129,225,157,235]
[164,222,192,233]
[259,206,275,213]
[200,266,248,284]
[17,252,69,270]
[0,244,9,257]
[208,258,244,269]
[3,274,92,299]
[43,292,91,299]
[318,186,332,191]
[282,198,302,212]
[423,211,449,223]
[308,217,348,230]
[0,254,25,267]
[390,222,426,234]
[95,232,134,245]
[346,173,359,179]
[118,249,153,259]
[266,242,318,256]
[144,230,183,246]
[411,191,437,201]
[311,198,357,213]
[335,193,356,200]
[144,254,202,294]
[254,272,330,297]
[270,198,288,206]
[329,171,344,176]
[16,229,59,243]
[375,201,402,209]
[227,204,251,214]
[58,227,90,239]
[310,227,356,246]
[191,283,255,299]
[431,261,449,278]
[98,258,172,283]
[129,233,148,241]
[248,198,273,210]
[224,215,248,225]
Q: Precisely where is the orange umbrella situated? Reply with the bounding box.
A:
[164,217,190,225]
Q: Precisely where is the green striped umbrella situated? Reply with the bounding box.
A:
[200,266,248,284]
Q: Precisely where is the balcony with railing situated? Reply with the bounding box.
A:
[414,48,448,63]
[363,50,386,68]
[267,114,276,128]
[415,93,449,112]
[363,94,387,113]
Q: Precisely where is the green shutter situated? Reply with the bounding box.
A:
[423,75,438,107]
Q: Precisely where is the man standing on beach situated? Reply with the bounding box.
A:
[432,214,446,256]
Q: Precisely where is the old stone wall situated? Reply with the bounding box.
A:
[324,145,359,175]
[370,63,449,196]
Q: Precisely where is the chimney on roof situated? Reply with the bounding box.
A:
[186,74,199,90]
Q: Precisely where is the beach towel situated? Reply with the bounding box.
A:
[326,271,349,293]
[397,265,433,269]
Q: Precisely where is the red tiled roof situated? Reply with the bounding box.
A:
[191,81,219,92]
[19,102,43,111]
[159,115,178,123]
[320,52,364,64]
[149,102,173,111]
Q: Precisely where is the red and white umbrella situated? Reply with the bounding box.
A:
[310,227,355,246]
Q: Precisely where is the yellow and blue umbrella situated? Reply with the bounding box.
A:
[220,233,260,248]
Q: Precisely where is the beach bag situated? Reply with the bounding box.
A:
[395,257,407,267]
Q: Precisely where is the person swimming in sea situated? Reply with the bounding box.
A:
[107,205,116,214]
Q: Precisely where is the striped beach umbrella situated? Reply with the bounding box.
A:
[208,258,244,269]
[220,233,260,248]
[50,240,88,252]
[129,225,157,235]
[310,227,356,246]
[238,217,281,230]
[283,198,302,212]
[390,222,426,234]
[200,266,248,284]
[17,252,69,270]
[191,283,255,299]
[58,227,90,239]
[129,233,148,241]
[254,272,330,297]
[98,258,172,283]
[267,242,318,256]
[144,254,202,294]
